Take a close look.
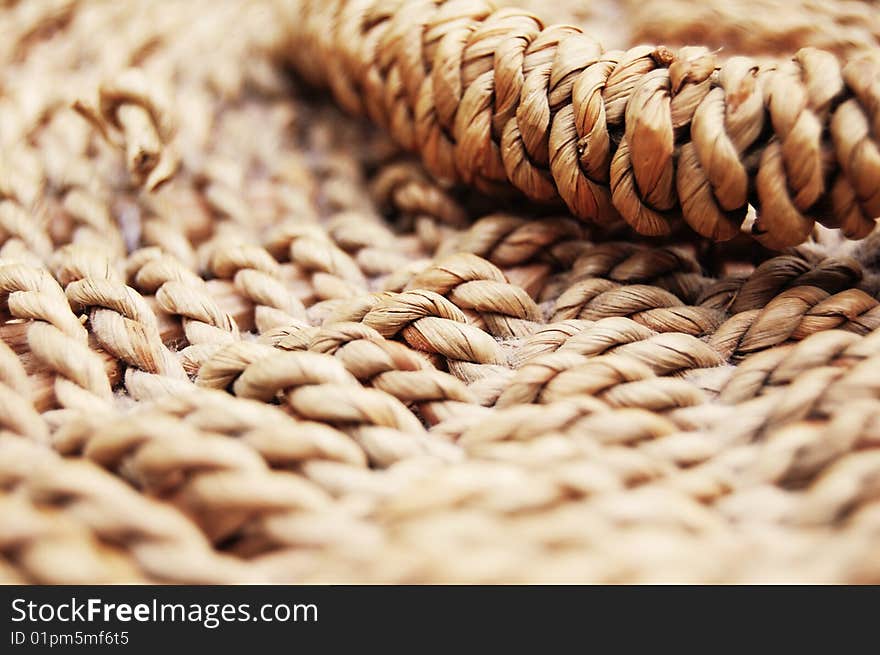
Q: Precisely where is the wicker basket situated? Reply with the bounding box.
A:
[1,0,880,584]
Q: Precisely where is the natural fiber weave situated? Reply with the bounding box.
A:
[285,0,880,248]
[2,0,880,583]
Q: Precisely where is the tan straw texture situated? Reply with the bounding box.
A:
[2,0,880,583]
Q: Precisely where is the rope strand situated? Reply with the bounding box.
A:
[284,0,880,248]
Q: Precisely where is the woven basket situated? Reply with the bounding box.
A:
[2,0,880,583]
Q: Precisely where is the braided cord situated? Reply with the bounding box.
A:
[285,0,880,248]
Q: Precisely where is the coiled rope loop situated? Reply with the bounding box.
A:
[287,0,880,248]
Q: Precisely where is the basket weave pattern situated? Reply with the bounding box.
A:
[2,0,880,583]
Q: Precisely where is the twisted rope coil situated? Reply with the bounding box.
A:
[3,0,880,583]
[285,0,880,248]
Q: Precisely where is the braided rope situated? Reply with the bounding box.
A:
[284,0,880,248]
[1,436,254,583]
[3,0,880,584]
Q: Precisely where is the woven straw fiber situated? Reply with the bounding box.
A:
[2,0,880,584]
